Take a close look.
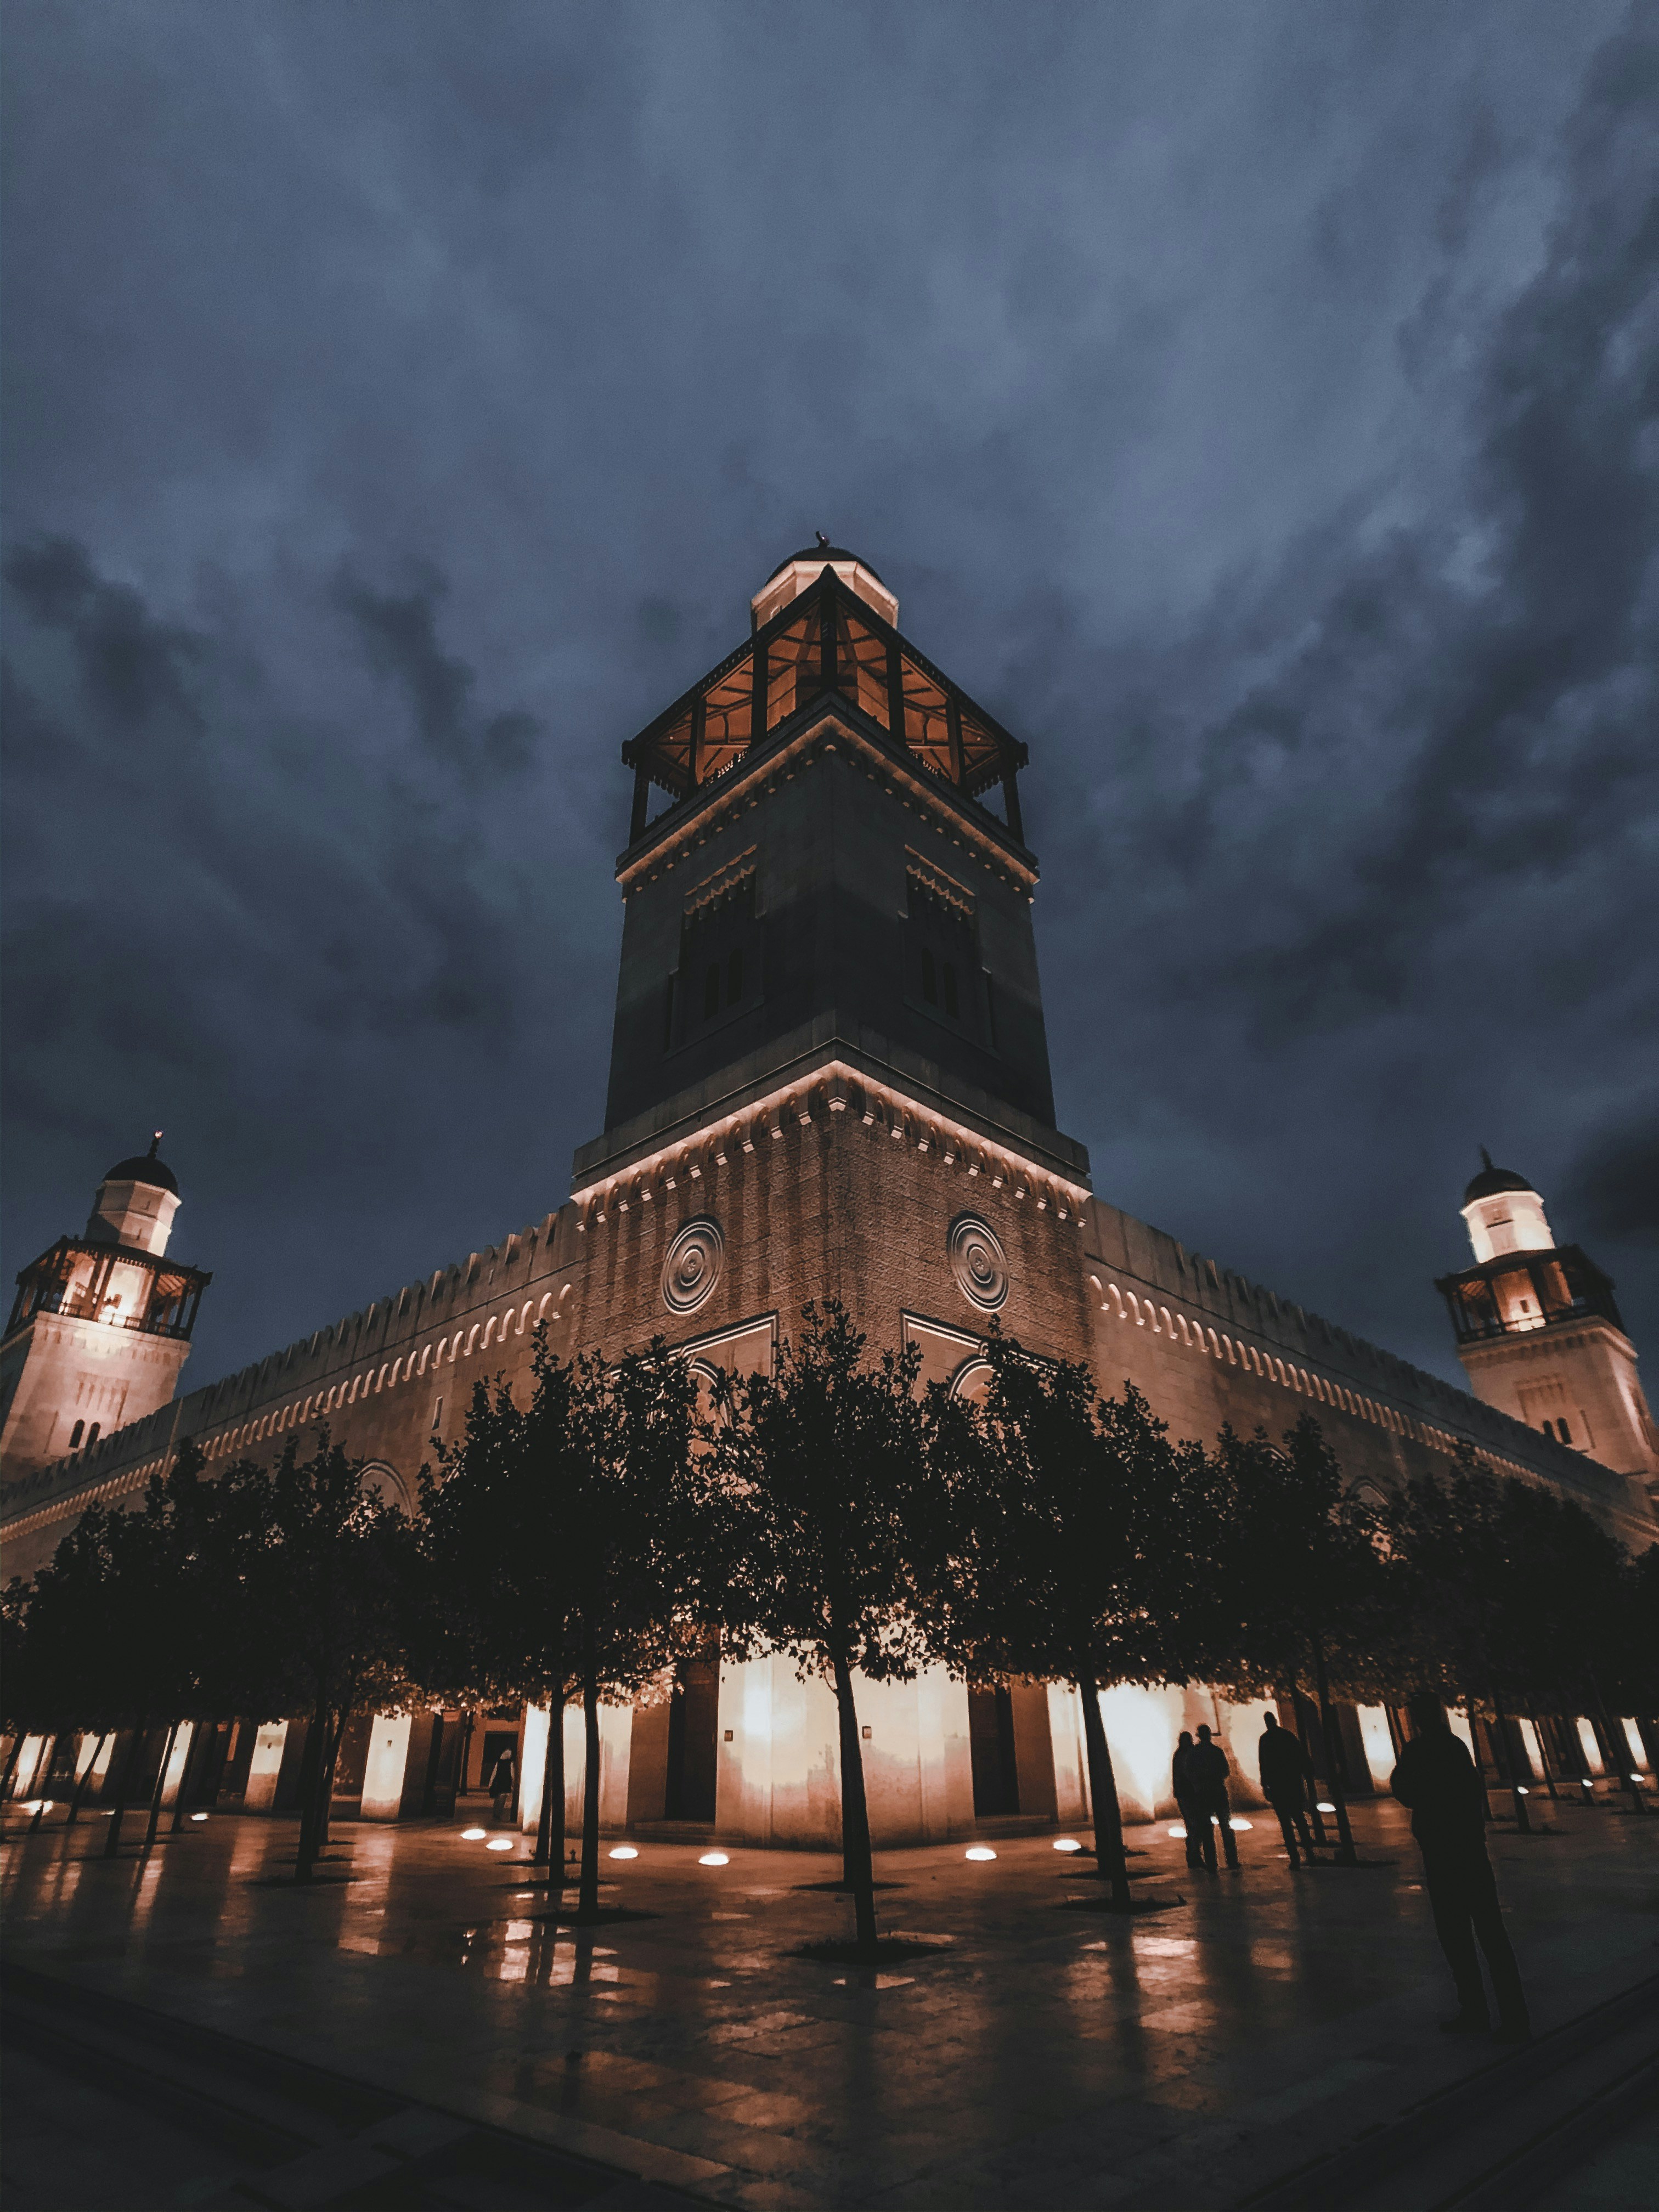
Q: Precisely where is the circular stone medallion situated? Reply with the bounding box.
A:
[662,1216,725,1315]
[948,1213,1008,1312]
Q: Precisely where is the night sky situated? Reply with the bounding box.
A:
[4,3,1656,1403]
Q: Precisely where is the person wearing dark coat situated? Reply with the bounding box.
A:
[1259,1711,1317,1867]
[1390,1692,1530,2042]
[1171,1731,1203,1869]
[1189,1724,1239,1871]
[487,1745,518,1825]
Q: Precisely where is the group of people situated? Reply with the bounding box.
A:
[1170,1712,1319,1871]
[1169,1701,1530,2043]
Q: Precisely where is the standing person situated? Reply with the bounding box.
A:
[1190,1723,1240,1872]
[487,1742,518,1826]
[1390,1692,1530,2043]
[1259,1711,1318,1869]
[1171,1731,1203,1869]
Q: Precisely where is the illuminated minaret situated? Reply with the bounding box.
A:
[1436,1151,1659,1498]
[0,1136,212,1481]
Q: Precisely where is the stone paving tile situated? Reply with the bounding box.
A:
[4,1796,1656,2210]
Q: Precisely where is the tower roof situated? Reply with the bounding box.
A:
[1462,1147,1534,1206]
[624,563,1025,821]
[765,540,889,589]
[100,1132,178,1197]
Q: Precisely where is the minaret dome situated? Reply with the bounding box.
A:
[1460,1148,1554,1263]
[86,1131,181,1257]
[751,535,899,633]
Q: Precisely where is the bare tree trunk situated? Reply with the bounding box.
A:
[65,1734,109,1829]
[830,1647,879,1955]
[104,1725,148,1859]
[1,1731,24,1802]
[1491,1688,1531,1832]
[1310,1635,1357,1866]
[1587,1672,1647,1814]
[578,1643,601,1921]
[534,1691,566,1880]
[170,1723,204,1831]
[143,1721,180,1849]
[295,1707,327,1883]
[317,1713,348,1850]
[1076,1673,1136,1910]
[27,1739,58,1832]
[1531,1712,1560,1801]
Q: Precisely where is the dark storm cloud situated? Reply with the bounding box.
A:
[334,567,540,778]
[1564,1105,1659,1252]
[5,535,205,730]
[2,0,1654,1388]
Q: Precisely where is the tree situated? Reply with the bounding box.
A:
[562,1340,708,1917]
[1386,1458,1642,1822]
[1208,1415,1395,1866]
[424,1332,708,1918]
[17,1492,193,1855]
[233,1433,418,1883]
[417,1348,582,1878]
[930,1341,1223,1910]
[718,1304,932,1956]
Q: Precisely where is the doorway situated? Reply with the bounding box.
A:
[969,1686,1019,1816]
[664,1656,719,1823]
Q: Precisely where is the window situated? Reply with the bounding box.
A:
[86,1423,99,1446]
[432,1396,444,1434]
[1556,1417,1572,1443]
[906,872,980,1040]
[674,873,758,1048]
[70,1419,84,1448]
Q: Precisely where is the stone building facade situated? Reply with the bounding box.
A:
[4,546,1655,1842]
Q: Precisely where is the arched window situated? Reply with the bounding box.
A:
[727,946,743,1005]
[70,1419,84,1449]
[86,1423,99,1446]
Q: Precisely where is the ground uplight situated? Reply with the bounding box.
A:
[1316,1801,1336,1813]
[964,1846,997,1861]
[486,1837,514,1852]
[1228,1818,1253,1831]
[608,1845,638,1860]
[190,1812,209,1822]
[698,1851,729,1866]
[1516,1787,1530,1796]
[1052,1837,1082,1852]
[461,1826,487,1841]
[1167,1824,1187,1839]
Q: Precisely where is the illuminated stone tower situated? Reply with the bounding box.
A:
[0,1137,211,1481]
[1436,1152,1659,1500]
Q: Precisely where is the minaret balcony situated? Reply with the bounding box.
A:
[1434,1243,1622,1346]
[5,1234,211,1347]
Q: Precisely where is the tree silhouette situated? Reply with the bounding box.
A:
[719,1304,930,1956]
[419,1336,585,1880]
[232,1433,417,1883]
[1209,1415,1394,1866]
[930,1341,1221,1909]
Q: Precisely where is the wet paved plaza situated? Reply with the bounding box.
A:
[3,1795,1656,2209]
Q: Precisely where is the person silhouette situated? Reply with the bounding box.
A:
[1171,1731,1203,1868]
[1390,1692,1530,2043]
[1259,1711,1318,1868]
[487,1744,518,1825]
[1190,1724,1239,1872]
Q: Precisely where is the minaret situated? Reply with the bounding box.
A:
[0,1136,212,1482]
[1435,1151,1659,1499]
